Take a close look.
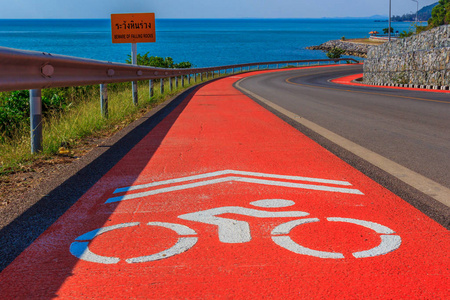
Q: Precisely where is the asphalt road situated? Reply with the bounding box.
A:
[236,65,450,225]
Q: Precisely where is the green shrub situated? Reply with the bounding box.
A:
[0,86,98,142]
[415,25,428,34]
[126,52,192,68]
[399,30,414,38]
[0,91,30,141]
[326,47,345,59]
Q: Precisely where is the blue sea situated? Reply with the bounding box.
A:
[0,19,417,67]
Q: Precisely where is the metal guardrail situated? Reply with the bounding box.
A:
[0,46,359,152]
[0,46,358,92]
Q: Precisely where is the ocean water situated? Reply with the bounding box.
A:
[0,19,416,67]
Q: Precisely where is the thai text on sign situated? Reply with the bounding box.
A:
[111,13,156,44]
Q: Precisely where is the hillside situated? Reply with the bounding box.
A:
[392,2,438,21]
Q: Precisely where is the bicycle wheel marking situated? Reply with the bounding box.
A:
[126,222,198,263]
[352,235,402,258]
[326,217,395,234]
[70,241,121,264]
[70,222,198,264]
[271,217,402,259]
[271,218,345,259]
[327,218,402,258]
[70,222,139,264]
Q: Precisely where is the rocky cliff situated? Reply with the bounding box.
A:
[306,40,373,58]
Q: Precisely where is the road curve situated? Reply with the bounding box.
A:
[235,65,450,223]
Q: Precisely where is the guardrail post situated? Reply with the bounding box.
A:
[100,84,108,118]
[200,72,203,81]
[175,76,178,88]
[181,75,185,87]
[149,79,154,98]
[30,89,42,153]
[212,71,215,79]
[170,77,173,91]
[131,43,138,105]
[188,74,191,84]
[132,81,138,105]
[160,78,164,94]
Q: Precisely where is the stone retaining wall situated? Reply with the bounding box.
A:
[363,25,450,89]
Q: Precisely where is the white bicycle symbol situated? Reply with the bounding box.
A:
[70,199,401,264]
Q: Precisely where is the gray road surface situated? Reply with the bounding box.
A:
[236,65,449,226]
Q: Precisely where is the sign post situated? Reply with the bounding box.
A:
[111,13,156,105]
[131,42,138,104]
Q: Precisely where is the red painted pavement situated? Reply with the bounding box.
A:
[332,73,450,93]
[0,68,448,299]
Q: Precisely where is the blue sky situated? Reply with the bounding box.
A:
[0,0,438,19]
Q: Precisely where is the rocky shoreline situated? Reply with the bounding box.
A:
[306,40,374,58]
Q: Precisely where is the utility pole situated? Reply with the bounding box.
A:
[389,0,392,41]
[412,0,419,22]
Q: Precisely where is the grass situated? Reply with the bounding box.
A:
[0,74,221,175]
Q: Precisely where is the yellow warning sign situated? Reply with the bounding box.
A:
[111,13,156,44]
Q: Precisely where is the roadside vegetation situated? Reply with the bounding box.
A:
[395,0,449,37]
[428,0,450,27]
[325,47,346,59]
[0,55,212,175]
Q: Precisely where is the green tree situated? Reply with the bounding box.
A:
[428,0,450,28]
[326,47,345,59]
[383,27,394,34]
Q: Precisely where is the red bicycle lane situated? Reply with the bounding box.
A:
[0,68,448,299]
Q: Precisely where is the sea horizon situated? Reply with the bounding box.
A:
[0,16,390,20]
[0,19,416,67]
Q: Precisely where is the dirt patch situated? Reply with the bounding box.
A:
[0,137,104,210]
[346,38,386,45]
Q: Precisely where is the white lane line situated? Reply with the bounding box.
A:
[235,78,450,207]
[113,169,352,194]
[106,176,363,203]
